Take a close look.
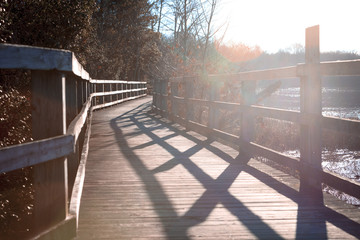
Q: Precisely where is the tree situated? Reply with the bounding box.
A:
[1,0,96,55]
[87,0,161,80]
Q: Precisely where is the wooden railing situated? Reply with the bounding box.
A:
[153,25,360,201]
[0,43,147,239]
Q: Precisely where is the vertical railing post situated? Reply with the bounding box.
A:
[31,70,68,235]
[109,83,113,103]
[115,83,119,101]
[170,79,176,121]
[82,80,86,104]
[208,79,218,131]
[96,83,102,105]
[92,82,96,107]
[66,76,78,127]
[76,80,83,112]
[239,80,256,155]
[161,80,167,115]
[184,76,194,129]
[300,25,323,201]
[121,82,124,101]
[84,81,88,101]
[102,83,105,104]
[153,80,158,112]
[125,82,128,99]
[66,75,79,199]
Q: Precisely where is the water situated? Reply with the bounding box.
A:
[262,86,360,205]
[259,86,360,119]
[283,149,360,206]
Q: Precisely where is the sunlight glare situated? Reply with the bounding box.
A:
[217,0,360,53]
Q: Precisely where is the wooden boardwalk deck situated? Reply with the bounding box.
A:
[76,96,360,239]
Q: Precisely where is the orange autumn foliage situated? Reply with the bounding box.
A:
[215,40,262,63]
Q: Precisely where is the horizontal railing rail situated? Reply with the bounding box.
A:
[152,26,360,202]
[0,43,147,239]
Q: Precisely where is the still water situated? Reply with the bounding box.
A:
[260,86,360,205]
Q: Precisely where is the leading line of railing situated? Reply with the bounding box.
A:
[152,26,360,202]
[0,43,147,239]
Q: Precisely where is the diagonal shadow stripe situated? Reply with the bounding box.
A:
[109,100,360,239]
[146,103,360,239]
[115,102,284,239]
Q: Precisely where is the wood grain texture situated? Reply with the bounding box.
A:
[0,135,73,173]
[0,43,90,80]
[76,97,360,239]
[31,70,68,234]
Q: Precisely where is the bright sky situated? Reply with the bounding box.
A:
[215,0,360,53]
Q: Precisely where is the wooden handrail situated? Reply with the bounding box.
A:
[0,43,147,239]
[152,26,360,201]
[0,135,74,172]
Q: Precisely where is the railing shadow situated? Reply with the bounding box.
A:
[109,100,360,239]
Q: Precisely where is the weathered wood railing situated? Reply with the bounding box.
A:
[153,25,360,202]
[0,43,147,239]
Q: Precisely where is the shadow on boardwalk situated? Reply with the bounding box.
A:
[108,100,360,239]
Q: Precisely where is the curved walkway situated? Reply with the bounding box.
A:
[76,96,360,239]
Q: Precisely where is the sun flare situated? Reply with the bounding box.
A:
[216,0,360,53]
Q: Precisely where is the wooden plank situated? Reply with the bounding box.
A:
[31,70,68,234]
[67,98,91,142]
[321,169,360,199]
[172,96,185,102]
[244,105,301,123]
[0,43,90,80]
[170,81,179,121]
[65,75,78,128]
[322,116,360,136]
[240,80,256,152]
[320,59,360,76]
[207,66,297,82]
[0,135,74,173]
[188,97,210,107]
[241,141,300,171]
[71,53,90,80]
[69,110,93,228]
[208,80,219,130]
[77,97,360,240]
[90,79,128,84]
[92,94,147,111]
[34,216,76,240]
[185,77,194,127]
[299,25,322,197]
[0,43,72,71]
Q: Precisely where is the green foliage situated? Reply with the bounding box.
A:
[85,0,161,80]
[1,0,96,50]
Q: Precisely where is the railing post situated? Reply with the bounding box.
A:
[77,80,83,112]
[161,80,168,116]
[184,76,194,129]
[300,25,323,201]
[208,79,219,131]
[31,70,68,235]
[153,80,158,112]
[82,80,86,104]
[170,79,178,121]
[92,82,96,106]
[109,83,113,103]
[239,80,256,154]
[66,76,78,127]
[115,83,119,101]
[102,83,105,104]
[66,75,79,199]
[121,82,124,101]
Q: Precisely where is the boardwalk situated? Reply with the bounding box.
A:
[76,96,360,239]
